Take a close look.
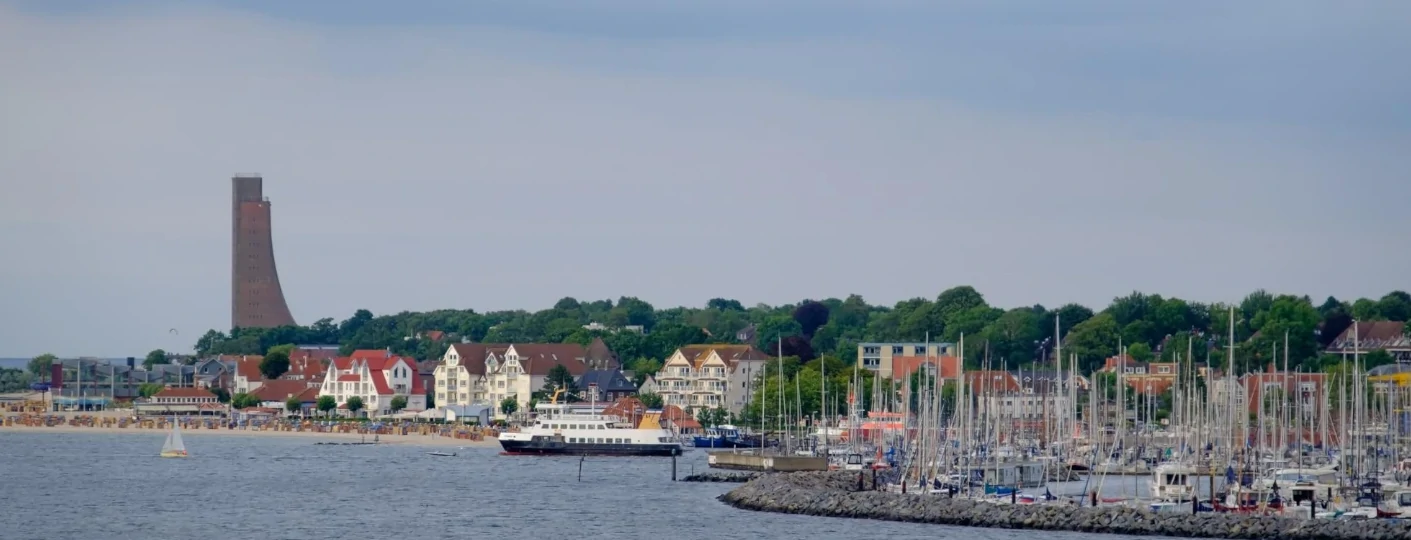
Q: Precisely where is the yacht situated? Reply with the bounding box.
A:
[498,391,683,457]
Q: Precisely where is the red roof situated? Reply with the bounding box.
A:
[294,387,320,402]
[350,349,393,361]
[250,380,312,402]
[283,355,326,380]
[337,374,361,382]
[234,355,264,380]
[369,370,394,395]
[153,387,217,399]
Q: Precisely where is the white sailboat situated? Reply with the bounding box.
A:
[160,419,188,458]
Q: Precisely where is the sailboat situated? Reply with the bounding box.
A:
[160,419,188,458]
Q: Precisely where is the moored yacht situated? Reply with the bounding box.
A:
[498,391,683,457]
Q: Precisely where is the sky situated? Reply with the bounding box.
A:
[1,1,1408,357]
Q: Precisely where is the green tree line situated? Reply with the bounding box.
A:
[188,288,1411,376]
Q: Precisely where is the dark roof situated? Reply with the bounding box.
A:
[585,338,620,369]
[577,370,637,392]
[1327,321,1410,352]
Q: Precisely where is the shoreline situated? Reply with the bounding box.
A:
[0,424,500,448]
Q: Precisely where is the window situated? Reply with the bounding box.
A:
[863,346,880,355]
[914,346,926,355]
[892,346,904,355]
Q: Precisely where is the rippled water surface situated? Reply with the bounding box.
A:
[1,431,1170,540]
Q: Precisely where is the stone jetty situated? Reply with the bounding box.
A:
[718,471,1411,540]
[682,472,762,483]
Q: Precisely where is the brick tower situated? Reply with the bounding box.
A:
[231,175,297,329]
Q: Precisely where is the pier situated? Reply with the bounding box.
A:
[707,450,828,472]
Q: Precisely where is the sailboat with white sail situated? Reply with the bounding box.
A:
[160,419,188,458]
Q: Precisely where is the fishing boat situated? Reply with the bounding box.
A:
[498,389,683,457]
[160,420,188,458]
[692,425,758,448]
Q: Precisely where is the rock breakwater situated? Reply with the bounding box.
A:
[718,472,1411,540]
[682,472,762,483]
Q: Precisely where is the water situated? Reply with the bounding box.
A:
[1,431,1164,540]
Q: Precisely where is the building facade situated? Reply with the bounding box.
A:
[654,345,771,415]
[318,349,426,416]
[857,342,956,378]
[231,174,296,329]
[434,343,595,418]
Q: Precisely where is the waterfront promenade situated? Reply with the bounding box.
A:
[1,410,501,448]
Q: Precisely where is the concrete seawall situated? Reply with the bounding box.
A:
[718,472,1411,540]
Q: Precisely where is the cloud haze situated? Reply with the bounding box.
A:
[1,1,1407,356]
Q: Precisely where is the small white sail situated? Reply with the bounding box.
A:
[161,421,187,457]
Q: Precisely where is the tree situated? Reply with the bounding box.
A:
[1064,313,1121,373]
[697,406,728,427]
[138,383,165,398]
[285,395,303,415]
[1365,350,1395,371]
[0,368,35,393]
[983,308,1043,364]
[345,396,365,416]
[792,301,830,338]
[707,298,745,311]
[194,329,226,357]
[210,387,231,403]
[936,286,988,322]
[627,357,661,387]
[1127,342,1154,363]
[637,392,664,409]
[541,364,578,400]
[390,396,407,412]
[1352,298,1383,321]
[499,396,519,416]
[143,349,169,370]
[317,395,337,417]
[1380,291,1411,322]
[756,315,803,349]
[259,349,291,379]
[231,392,260,409]
[28,353,56,377]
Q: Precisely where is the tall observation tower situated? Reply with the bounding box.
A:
[231,174,297,329]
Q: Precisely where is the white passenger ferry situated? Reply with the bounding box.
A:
[498,390,684,457]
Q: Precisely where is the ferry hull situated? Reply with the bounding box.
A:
[499,438,683,457]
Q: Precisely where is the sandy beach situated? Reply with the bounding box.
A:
[0,424,502,448]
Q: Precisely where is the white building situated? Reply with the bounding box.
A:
[654,345,770,415]
[981,392,1072,420]
[232,355,266,394]
[435,342,600,419]
[318,349,426,416]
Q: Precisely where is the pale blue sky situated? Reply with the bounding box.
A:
[1,1,1408,356]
